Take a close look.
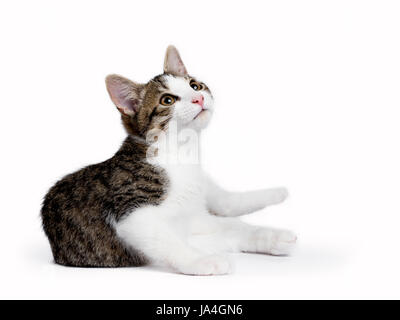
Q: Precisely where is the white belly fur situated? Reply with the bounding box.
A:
[114,161,222,266]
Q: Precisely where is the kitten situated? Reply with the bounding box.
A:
[41,46,296,275]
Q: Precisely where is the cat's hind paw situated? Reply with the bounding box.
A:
[268,230,297,256]
[178,255,232,276]
[251,228,297,256]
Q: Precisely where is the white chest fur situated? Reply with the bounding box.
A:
[148,128,208,216]
[159,163,207,214]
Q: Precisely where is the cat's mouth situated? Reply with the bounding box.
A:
[193,109,209,120]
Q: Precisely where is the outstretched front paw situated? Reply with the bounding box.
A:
[178,255,232,276]
[263,187,289,206]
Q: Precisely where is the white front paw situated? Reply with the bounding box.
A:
[264,187,289,205]
[269,230,297,256]
[178,255,232,276]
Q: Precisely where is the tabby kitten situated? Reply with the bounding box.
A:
[41,46,296,275]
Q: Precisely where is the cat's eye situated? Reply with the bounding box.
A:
[160,94,176,106]
[190,80,203,91]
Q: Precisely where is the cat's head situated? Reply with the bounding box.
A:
[106,46,214,137]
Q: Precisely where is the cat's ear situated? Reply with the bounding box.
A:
[105,74,143,116]
[163,45,188,76]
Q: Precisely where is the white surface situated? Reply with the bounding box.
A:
[1,0,400,299]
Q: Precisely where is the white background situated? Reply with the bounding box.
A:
[1,0,399,299]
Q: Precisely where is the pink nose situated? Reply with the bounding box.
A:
[192,95,204,108]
